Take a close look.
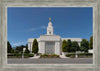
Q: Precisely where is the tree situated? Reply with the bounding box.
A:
[32,39,38,54]
[89,36,93,49]
[67,39,72,52]
[80,39,89,52]
[25,44,30,54]
[7,41,12,53]
[15,50,19,53]
[15,45,25,53]
[71,41,79,52]
[11,49,14,53]
[62,40,67,52]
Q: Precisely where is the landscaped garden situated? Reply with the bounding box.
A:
[40,54,60,58]
[7,36,93,59]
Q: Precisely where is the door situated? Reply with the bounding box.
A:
[45,41,55,55]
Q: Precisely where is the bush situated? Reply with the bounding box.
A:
[15,50,19,53]
[7,53,34,58]
[52,54,59,57]
[28,54,34,57]
[66,53,93,58]
[40,54,59,58]
[42,53,48,56]
[66,54,72,57]
[66,54,75,58]
[78,53,93,56]
[38,53,42,55]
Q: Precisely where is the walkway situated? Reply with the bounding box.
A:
[8,58,93,64]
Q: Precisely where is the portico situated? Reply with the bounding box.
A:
[38,35,61,55]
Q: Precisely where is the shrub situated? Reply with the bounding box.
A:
[66,54,75,57]
[28,54,34,57]
[66,54,71,57]
[42,54,48,56]
[15,50,19,53]
[52,54,59,57]
[38,53,42,55]
[66,53,93,58]
[78,53,93,56]
[40,54,59,58]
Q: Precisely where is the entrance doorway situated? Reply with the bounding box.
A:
[45,41,55,55]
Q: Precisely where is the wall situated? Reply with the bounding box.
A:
[55,41,60,55]
[38,41,45,54]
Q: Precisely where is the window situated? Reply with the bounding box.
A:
[49,32,51,34]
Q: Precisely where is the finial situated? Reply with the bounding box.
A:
[49,17,51,22]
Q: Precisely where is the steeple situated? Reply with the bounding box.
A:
[49,17,51,22]
[47,18,53,35]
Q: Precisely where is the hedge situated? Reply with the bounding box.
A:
[66,53,93,58]
[8,53,34,58]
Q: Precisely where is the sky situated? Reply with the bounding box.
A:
[7,7,93,47]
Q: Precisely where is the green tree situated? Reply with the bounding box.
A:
[7,41,12,53]
[25,44,30,54]
[15,50,19,53]
[11,49,14,53]
[15,45,25,53]
[32,39,38,54]
[67,39,72,52]
[89,36,93,49]
[80,39,89,52]
[62,40,67,52]
[71,41,79,52]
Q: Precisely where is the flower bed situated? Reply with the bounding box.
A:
[40,54,60,58]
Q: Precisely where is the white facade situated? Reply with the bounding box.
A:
[88,49,93,53]
[47,18,53,35]
[28,18,82,55]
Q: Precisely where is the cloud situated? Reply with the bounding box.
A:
[12,41,27,47]
[30,28,38,31]
[29,26,46,31]
[41,26,46,29]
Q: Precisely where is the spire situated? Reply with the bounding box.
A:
[49,17,51,22]
[48,17,52,26]
[47,18,53,35]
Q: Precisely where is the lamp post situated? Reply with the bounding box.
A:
[75,51,79,58]
[22,48,26,59]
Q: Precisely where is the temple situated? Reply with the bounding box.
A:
[28,18,82,55]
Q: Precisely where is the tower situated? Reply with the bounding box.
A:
[47,18,53,35]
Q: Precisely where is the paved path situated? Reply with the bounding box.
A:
[60,55,70,58]
[8,58,93,64]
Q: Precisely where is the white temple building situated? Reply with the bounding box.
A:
[28,18,82,55]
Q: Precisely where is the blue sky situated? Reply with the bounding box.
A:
[7,7,93,47]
